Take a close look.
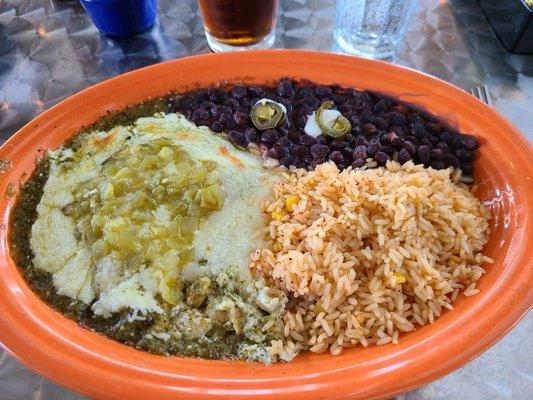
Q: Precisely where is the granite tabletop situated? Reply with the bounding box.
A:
[0,0,531,399]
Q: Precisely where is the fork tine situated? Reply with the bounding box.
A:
[481,85,493,107]
[468,85,493,106]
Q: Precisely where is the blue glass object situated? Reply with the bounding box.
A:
[80,0,157,37]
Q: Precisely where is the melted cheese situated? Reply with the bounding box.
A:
[30,113,278,317]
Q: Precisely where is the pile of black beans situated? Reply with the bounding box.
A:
[167,79,478,177]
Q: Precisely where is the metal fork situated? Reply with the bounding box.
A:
[468,85,493,106]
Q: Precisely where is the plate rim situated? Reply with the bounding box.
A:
[0,49,532,400]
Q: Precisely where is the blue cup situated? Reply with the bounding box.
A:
[80,0,157,37]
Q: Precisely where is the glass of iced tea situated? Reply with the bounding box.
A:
[198,0,279,52]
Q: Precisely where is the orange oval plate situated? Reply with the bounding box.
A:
[0,50,532,400]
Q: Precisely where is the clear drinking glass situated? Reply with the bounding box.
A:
[198,0,279,52]
[333,0,416,59]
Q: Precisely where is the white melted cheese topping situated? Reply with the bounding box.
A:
[30,113,277,318]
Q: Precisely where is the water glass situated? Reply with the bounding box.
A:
[333,0,416,59]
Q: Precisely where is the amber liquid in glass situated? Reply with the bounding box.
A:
[198,0,279,47]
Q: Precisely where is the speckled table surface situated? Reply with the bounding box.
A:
[0,0,531,399]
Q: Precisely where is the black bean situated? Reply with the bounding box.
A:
[306,96,321,108]
[338,103,352,113]
[461,134,478,150]
[310,144,331,159]
[436,141,449,152]
[231,85,247,99]
[200,101,215,111]
[298,105,314,118]
[429,148,444,160]
[247,86,264,97]
[224,97,240,109]
[227,131,247,148]
[342,146,354,158]
[430,160,446,170]
[193,89,208,103]
[363,123,378,135]
[277,136,292,147]
[374,117,389,130]
[354,136,368,146]
[449,134,463,149]
[330,140,347,150]
[309,158,326,170]
[291,145,309,157]
[297,115,308,128]
[299,134,316,146]
[288,130,301,143]
[266,147,280,159]
[244,127,260,143]
[329,150,345,164]
[353,145,368,160]
[273,143,289,158]
[280,155,295,168]
[344,133,354,143]
[410,121,427,139]
[233,110,250,126]
[348,115,361,126]
[456,148,474,161]
[294,157,306,169]
[278,127,289,136]
[261,129,279,144]
[361,109,374,123]
[332,94,347,104]
[392,136,404,147]
[315,135,328,145]
[407,135,420,146]
[403,141,416,156]
[210,104,226,118]
[380,145,395,155]
[179,95,196,109]
[304,154,314,164]
[374,151,390,165]
[351,158,366,169]
[211,121,224,133]
[379,133,390,145]
[392,113,407,126]
[208,87,226,103]
[439,130,453,144]
[367,140,381,156]
[239,98,252,109]
[416,145,430,164]
[219,113,236,129]
[277,80,295,97]
[398,148,412,164]
[421,138,432,146]
[299,87,314,98]
[373,99,391,113]
[315,85,333,98]
[191,109,210,125]
[443,153,460,168]
[427,135,439,144]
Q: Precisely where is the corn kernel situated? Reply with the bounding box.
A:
[394,272,407,284]
[271,211,284,220]
[272,242,283,252]
[285,195,300,211]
